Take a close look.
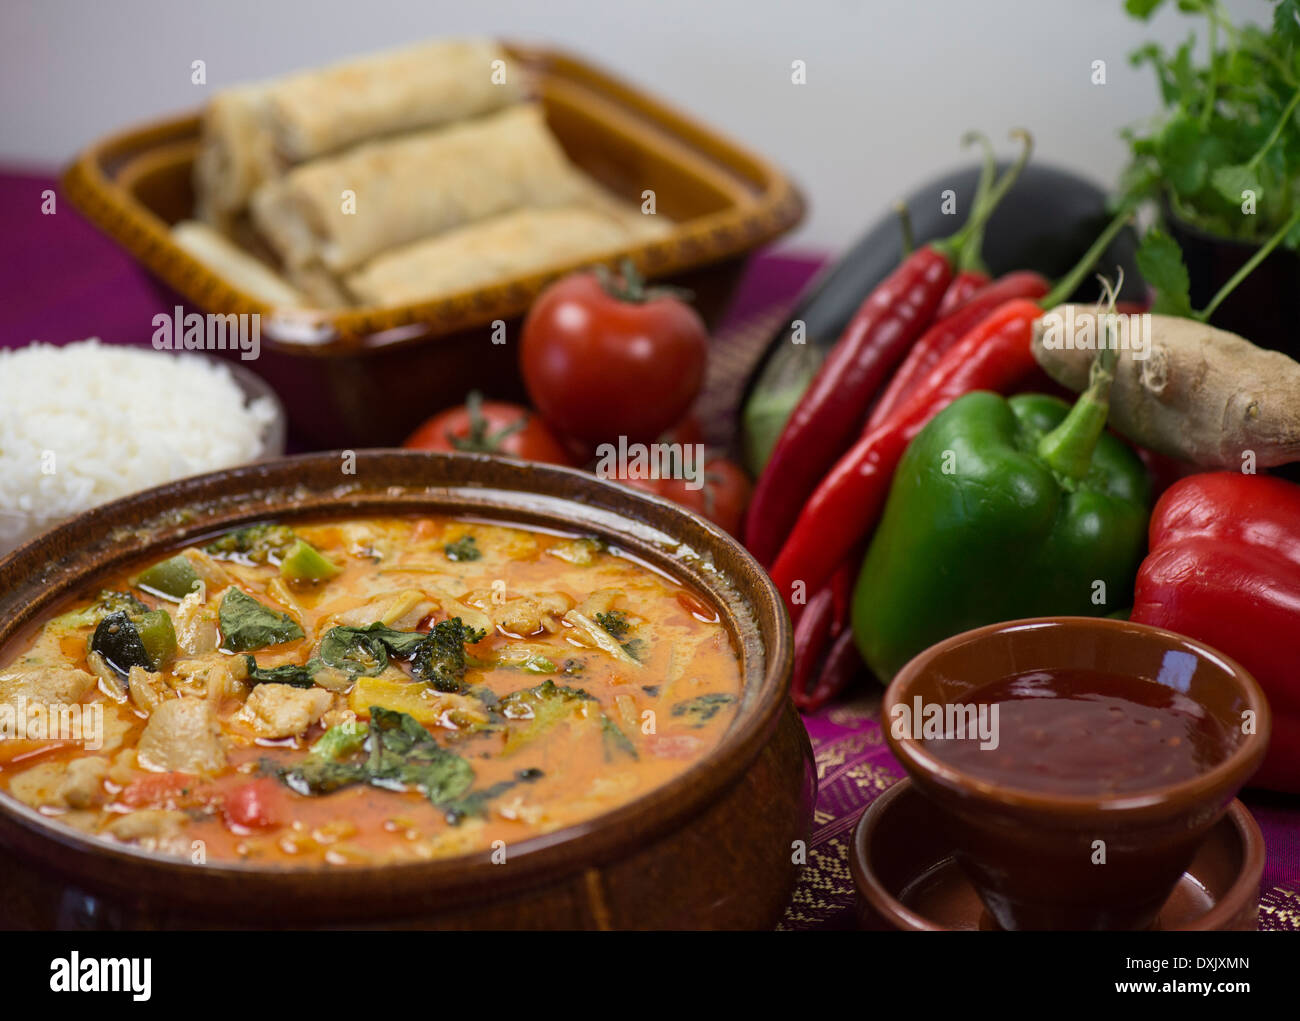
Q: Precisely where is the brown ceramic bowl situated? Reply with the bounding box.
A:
[882,617,1271,931]
[0,451,813,929]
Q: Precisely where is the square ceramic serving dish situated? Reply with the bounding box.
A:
[62,42,805,448]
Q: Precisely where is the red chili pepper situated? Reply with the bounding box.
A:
[1130,472,1297,793]
[743,246,953,564]
[828,554,860,637]
[789,584,836,707]
[929,132,999,320]
[867,270,1050,430]
[768,201,1139,614]
[769,297,1044,611]
[745,133,1034,566]
[790,555,861,710]
[934,269,990,320]
[794,628,866,713]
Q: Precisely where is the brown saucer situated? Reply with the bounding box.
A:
[851,779,1265,931]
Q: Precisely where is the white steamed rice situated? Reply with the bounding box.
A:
[0,339,278,554]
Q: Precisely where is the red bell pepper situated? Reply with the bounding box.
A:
[1131,472,1300,793]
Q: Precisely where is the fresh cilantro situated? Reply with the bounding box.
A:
[1135,229,1195,318]
[1120,1,1300,249]
[1124,0,1165,22]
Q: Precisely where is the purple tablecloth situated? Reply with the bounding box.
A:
[3,170,1298,930]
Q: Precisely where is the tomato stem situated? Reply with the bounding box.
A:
[595,259,695,305]
[447,390,526,454]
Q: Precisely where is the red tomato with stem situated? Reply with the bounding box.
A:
[624,454,752,536]
[404,391,573,465]
[521,263,709,445]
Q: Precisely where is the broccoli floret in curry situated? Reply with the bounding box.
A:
[594,609,631,640]
[411,617,488,693]
[205,523,298,563]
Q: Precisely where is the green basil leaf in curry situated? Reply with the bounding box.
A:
[219,588,304,652]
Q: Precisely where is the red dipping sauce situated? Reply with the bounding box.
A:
[921,668,1233,796]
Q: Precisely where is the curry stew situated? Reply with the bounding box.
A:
[0,517,742,866]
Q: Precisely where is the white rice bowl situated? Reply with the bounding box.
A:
[0,339,279,555]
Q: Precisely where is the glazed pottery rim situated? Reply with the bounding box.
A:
[0,450,793,898]
[850,778,1266,932]
[882,616,1272,815]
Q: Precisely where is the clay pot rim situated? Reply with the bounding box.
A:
[882,616,1272,818]
[0,450,792,906]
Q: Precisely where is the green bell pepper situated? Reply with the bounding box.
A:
[280,539,341,584]
[851,343,1150,682]
[134,609,177,670]
[133,554,202,601]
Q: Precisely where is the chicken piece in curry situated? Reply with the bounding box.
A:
[0,517,742,865]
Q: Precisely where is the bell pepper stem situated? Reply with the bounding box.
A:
[1037,328,1120,483]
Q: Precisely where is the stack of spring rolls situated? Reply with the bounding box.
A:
[180,38,669,310]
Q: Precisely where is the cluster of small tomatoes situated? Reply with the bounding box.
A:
[404,266,751,535]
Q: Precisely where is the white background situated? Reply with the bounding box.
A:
[0,0,1268,252]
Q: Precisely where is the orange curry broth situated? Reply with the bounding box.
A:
[0,515,742,866]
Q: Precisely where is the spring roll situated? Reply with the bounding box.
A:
[265,37,525,163]
[193,86,280,230]
[284,264,351,309]
[171,220,307,307]
[250,104,594,274]
[194,38,525,227]
[344,204,670,308]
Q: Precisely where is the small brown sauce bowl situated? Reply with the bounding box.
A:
[881,617,1271,931]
